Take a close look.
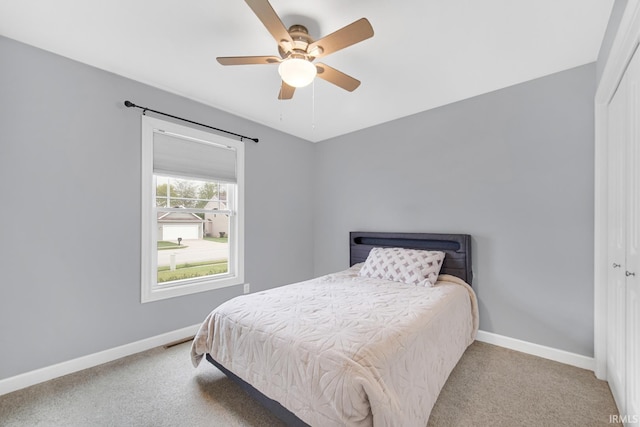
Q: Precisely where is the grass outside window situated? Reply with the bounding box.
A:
[157,259,228,283]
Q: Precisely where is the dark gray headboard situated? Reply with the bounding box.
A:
[349,232,473,285]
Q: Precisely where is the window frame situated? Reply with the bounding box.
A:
[140,116,244,303]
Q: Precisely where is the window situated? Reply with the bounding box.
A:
[141,116,244,303]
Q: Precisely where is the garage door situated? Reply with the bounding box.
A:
[162,224,200,240]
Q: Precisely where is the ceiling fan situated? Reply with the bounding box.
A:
[217,0,374,100]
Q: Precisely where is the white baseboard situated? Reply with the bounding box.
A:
[0,323,201,396]
[0,325,595,397]
[476,330,595,371]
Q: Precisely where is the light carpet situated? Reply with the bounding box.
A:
[0,341,619,426]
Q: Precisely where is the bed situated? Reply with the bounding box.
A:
[191,232,478,426]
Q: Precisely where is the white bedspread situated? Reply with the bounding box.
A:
[191,266,478,427]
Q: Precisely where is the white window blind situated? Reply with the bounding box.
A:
[141,115,245,303]
[153,131,237,183]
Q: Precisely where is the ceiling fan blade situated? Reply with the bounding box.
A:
[217,56,281,65]
[278,81,295,100]
[245,0,293,46]
[315,63,361,92]
[307,18,374,59]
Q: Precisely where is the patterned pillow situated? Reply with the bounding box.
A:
[358,247,445,286]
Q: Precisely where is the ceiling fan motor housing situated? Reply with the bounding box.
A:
[278,25,320,59]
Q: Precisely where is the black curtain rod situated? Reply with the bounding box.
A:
[124,100,259,143]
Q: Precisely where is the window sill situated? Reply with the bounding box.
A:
[141,275,244,303]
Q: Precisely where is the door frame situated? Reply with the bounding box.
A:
[595,0,640,380]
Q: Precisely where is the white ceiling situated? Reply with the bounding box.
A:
[1,0,614,143]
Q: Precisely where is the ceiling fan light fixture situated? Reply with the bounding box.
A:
[278,57,317,88]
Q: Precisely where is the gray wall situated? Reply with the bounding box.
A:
[313,63,596,357]
[0,36,314,379]
[0,30,599,382]
[597,0,628,85]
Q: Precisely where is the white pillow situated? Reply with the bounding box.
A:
[358,247,445,286]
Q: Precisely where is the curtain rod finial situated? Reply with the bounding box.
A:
[124,100,135,108]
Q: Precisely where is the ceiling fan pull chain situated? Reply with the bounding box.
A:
[311,80,316,130]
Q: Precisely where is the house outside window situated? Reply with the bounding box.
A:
[141,116,244,303]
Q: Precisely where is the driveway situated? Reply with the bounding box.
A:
[157,239,228,267]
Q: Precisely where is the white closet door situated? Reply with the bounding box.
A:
[625,47,640,423]
[607,59,628,413]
